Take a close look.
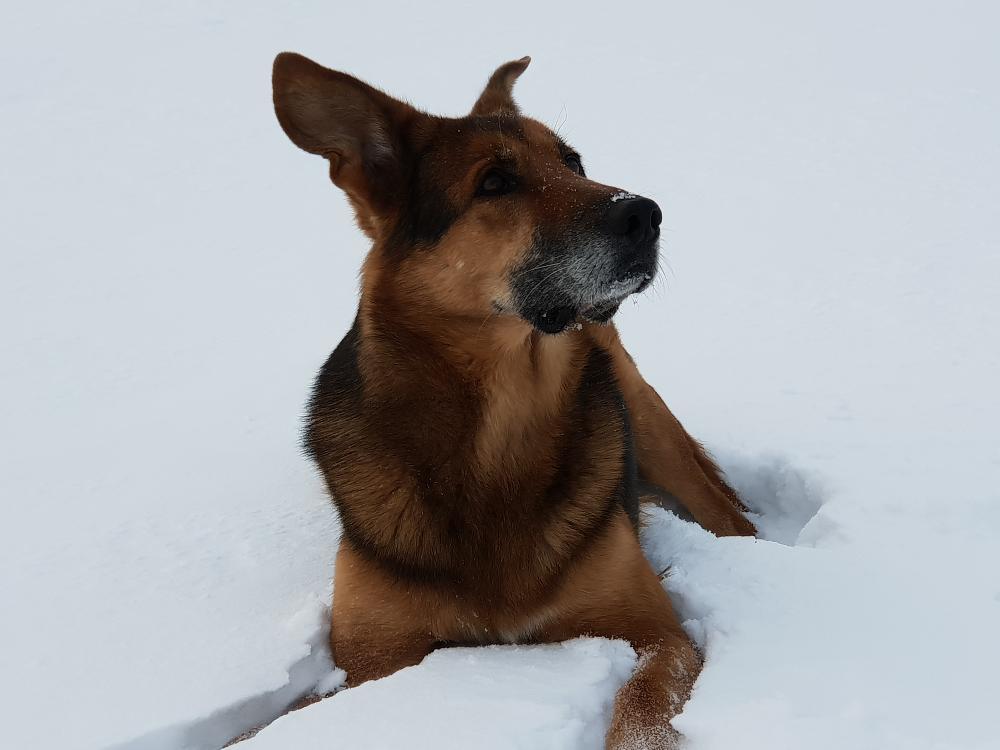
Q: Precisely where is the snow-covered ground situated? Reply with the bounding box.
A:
[239,639,635,750]
[2,2,998,749]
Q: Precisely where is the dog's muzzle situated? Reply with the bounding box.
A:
[513,195,661,335]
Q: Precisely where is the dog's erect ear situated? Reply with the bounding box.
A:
[471,56,531,116]
[272,52,415,236]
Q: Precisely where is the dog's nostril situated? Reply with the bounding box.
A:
[650,208,662,230]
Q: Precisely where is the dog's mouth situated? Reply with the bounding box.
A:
[530,269,654,334]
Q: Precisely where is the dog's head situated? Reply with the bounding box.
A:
[273,53,660,335]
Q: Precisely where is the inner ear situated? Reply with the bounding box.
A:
[272,52,416,224]
[471,56,531,116]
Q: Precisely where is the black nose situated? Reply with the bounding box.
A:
[604,196,662,245]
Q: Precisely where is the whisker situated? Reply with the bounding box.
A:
[553,103,568,137]
[520,262,568,308]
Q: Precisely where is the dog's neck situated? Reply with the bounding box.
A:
[356,283,591,474]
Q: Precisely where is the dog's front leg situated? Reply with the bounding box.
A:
[330,541,437,686]
[587,325,756,537]
[603,639,701,750]
[540,513,702,749]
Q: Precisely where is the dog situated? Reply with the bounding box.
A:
[272,52,755,749]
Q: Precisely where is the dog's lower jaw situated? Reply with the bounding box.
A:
[533,306,577,334]
[523,269,651,334]
[528,301,624,334]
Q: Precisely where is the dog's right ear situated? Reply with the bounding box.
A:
[272,52,414,237]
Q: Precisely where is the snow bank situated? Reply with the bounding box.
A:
[241,639,635,750]
[641,501,1000,750]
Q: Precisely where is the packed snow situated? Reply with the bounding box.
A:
[1,1,998,749]
[241,639,635,750]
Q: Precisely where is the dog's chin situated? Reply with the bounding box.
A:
[528,305,577,334]
[524,273,651,335]
[525,302,619,335]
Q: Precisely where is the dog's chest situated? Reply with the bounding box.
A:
[310,330,637,601]
[426,349,639,599]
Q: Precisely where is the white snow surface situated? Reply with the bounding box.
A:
[2,1,999,749]
[241,639,636,750]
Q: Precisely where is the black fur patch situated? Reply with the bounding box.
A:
[618,399,639,528]
[576,348,639,528]
[384,149,457,255]
[303,318,362,461]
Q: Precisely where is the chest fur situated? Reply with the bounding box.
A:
[306,322,637,607]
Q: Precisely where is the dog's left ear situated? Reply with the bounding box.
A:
[471,56,531,116]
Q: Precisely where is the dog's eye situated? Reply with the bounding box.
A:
[564,153,585,176]
[477,169,516,198]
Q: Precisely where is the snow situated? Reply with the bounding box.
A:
[643,508,1000,750]
[241,639,636,750]
[1,1,999,749]
[610,191,638,203]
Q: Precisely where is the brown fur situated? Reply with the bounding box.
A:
[270,52,755,749]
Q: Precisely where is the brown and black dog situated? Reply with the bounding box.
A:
[272,53,755,749]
